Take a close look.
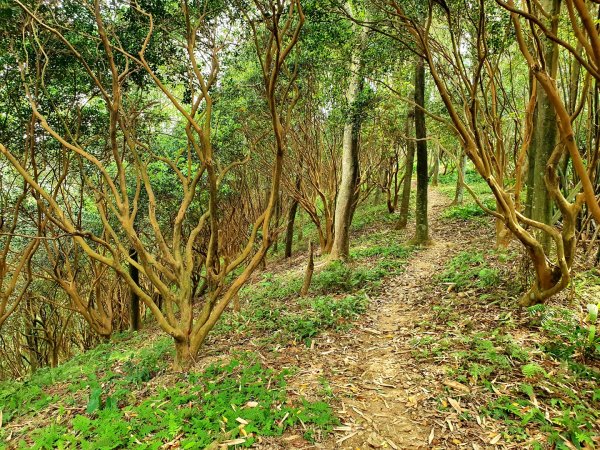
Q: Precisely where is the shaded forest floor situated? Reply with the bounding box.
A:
[2,176,600,449]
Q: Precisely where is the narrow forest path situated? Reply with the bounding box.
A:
[321,188,453,449]
[281,187,467,450]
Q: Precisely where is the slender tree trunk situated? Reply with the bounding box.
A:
[386,185,394,213]
[297,212,304,243]
[413,57,430,244]
[300,241,314,297]
[525,0,560,251]
[559,41,583,195]
[273,191,282,253]
[430,145,439,186]
[285,198,299,258]
[453,151,467,205]
[392,149,400,211]
[129,248,141,331]
[331,28,366,260]
[285,176,301,258]
[396,109,415,229]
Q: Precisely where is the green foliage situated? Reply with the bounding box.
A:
[254,272,305,300]
[350,203,397,232]
[438,168,486,187]
[292,294,369,341]
[521,363,546,379]
[483,396,547,440]
[351,242,412,260]
[442,200,496,220]
[0,334,171,430]
[439,251,500,291]
[1,196,415,447]
[220,291,369,347]
[215,199,414,349]
[438,166,497,222]
[20,353,338,449]
[483,393,598,448]
[420,318,600,448]
[311,261,383,294]
[220,264,373,344]
[528,305,600,363]
[414,329,531,384]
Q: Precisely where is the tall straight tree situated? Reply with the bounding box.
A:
[413,56,430,244]
[396,102,415,229]
[524,0,561,251]
[331,25,367,260]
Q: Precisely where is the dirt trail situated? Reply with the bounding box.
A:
[306,188,460,449]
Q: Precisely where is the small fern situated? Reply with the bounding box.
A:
[521,363,546,378]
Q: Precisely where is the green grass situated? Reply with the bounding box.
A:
[442,200,496,220]
[350,202,398,232]
[10,352,337,449]
[414,322,600,448]
[438,167,489,190]
[1,196,415,449]
[438,251,501,291]
[438,167,497,221]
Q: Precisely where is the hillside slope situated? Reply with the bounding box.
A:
[2,180,599,449]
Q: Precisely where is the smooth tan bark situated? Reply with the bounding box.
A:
[331,26,367,260]
[396,107,415,229]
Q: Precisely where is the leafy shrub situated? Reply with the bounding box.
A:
[528,305,600,363]
[439,251,500,290]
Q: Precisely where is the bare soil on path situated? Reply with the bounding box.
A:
[273,187,494,450]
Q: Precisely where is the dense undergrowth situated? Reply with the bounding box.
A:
[1,339,336,449]
[0,201,413,449]
[414,174,600,449]
[3,179,599,449]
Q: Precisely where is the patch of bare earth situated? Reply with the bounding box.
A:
[257,189,474,449]
[10,186,594,449]
[265,183,575,450]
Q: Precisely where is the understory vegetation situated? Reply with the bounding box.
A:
[2,338,338,449]
[0,202,413,448]
[414,293,600,448]
[412,205,600,448]
[1,0,600,448]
